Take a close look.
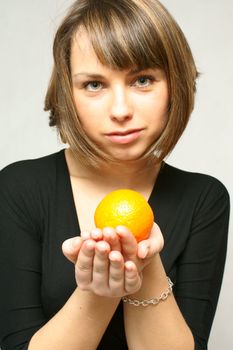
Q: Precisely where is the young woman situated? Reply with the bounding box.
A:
[0,1,230,349]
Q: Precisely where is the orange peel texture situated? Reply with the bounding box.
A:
[94,189,154,242]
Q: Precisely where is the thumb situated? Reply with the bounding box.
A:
[137,222,164,259]
[62,236,83,263]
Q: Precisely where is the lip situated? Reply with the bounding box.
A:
[104,129,144,144]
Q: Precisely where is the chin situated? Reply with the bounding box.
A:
[99,142,153,163]
[110,150,148,163]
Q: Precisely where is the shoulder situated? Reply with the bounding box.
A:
[0,150,64,190]
[0,150,63,178]
[163,163,230,212]
[0,150,66,211]
[0,150,66,235]
[163,162,229,194]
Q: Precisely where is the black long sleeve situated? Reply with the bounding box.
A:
[0,150,230,349]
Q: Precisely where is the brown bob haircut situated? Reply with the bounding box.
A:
[45,0,198,166]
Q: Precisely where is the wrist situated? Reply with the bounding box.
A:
[129,254,168,299]
[122,276,173,307]
[73,287,121,311]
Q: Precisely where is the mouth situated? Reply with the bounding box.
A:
[104,129,144,144]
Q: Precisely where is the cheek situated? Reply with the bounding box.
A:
[155,87,169,113]
[73,98,103,139]
[73,96,92,127]
[136,94,168,122]
[73,95,88,116]
[73,94,106,121]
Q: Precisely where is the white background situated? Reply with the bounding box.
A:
[0,1,232,349]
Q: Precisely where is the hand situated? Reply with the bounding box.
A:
[137,222,164,259]
[61,228,112,264]
[62,223,164,273]
[85,223,163,265]
[63,237,142,297]
[103,223,164,273]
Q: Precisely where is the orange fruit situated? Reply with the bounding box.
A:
[94,189,154,242]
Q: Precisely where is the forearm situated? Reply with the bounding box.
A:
[29,287,120,350]
[123,255,194,350]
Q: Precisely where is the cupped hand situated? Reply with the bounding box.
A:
[109,222,164,273]
[62,222,163,297]
[62,227,120,263]
[62,223,164,274]
[62,236,142,297]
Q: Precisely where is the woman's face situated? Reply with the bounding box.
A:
[70,29,169,162]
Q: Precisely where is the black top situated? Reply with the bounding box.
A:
[0,150,230,350]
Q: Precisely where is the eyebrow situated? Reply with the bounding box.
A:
[73,73,105,80]
[72,67,148,80]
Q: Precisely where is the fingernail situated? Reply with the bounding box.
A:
[81,231,90,240]
[141,247,149,259]
[91,228,102,240]
[125,261,135,272]
[109,251,119,262]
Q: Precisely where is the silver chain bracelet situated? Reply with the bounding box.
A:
[122,277,173,307]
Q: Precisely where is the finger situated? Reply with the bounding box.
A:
[115,226,137,258]
[124,260,142,294]
[75,239,96,287]
[62,236,83,263]
[137,240,149,259]
[109,251,124,294]
[92,241,110,289]
[103,227,121,251]
[137,223,164,259]
[80,231,91,241]
[90,228,103,241]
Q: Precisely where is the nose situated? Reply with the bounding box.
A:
[109,87,133,122]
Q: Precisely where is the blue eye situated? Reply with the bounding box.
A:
[84,81,103,91]
[134,76,154,87]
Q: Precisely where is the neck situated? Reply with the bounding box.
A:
[65,148,162,192]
